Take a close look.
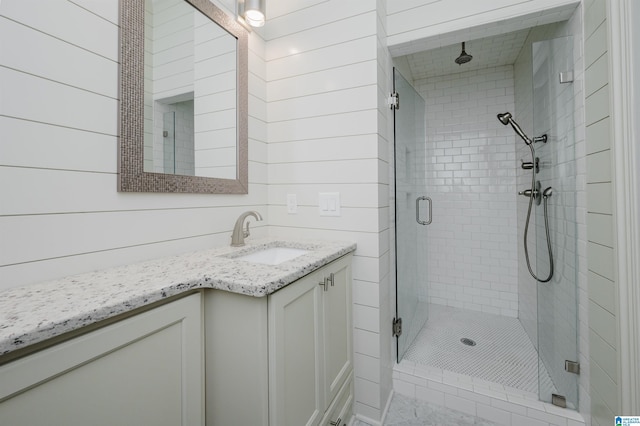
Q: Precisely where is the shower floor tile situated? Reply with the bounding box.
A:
[403,304,554,394]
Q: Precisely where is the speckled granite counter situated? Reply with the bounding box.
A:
[0,238,356,358]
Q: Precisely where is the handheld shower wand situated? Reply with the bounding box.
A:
[496,112,532,145]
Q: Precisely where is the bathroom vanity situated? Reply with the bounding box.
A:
[205,253,352,426]
[0,238,355,426]
[0,293,204,425]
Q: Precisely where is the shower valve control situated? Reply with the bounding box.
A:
[519,181,542,205]
[521,157,539,173]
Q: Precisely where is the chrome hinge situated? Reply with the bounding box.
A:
[565,360,580,374]
[389,91,399,110]
[392,317,403,337]
[552,394,567,408]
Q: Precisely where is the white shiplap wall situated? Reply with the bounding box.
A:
[584,1,619,424]
[386,0,580,55]
[263,0,389,422]
[377,0,395,418]
[0,0,268,290]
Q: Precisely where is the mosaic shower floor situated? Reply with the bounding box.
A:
[402,304,555,395]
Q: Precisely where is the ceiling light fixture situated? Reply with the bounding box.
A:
[238,0,265,28]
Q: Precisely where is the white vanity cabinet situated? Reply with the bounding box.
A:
[0,293,204,426]
[205,254,353,426]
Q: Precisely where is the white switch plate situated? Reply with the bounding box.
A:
[287,194,297,214]
[318,192,340,216]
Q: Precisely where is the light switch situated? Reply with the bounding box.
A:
[318,192,340,216]
[287,194,297,214]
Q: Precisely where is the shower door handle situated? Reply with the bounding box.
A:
[416,196,432,225]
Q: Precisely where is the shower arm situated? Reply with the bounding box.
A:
[507,118,532,145]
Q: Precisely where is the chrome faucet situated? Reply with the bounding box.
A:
[231,211,263,247]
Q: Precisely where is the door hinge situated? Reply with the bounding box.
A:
[389,91,399,110]
[392,317,403,337]
[552,393,567,408]
[565,360,580,374]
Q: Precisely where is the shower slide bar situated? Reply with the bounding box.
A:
[416,196,432,225]
[497,112,555,283]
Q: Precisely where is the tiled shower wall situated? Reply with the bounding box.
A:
[413,66,519,317]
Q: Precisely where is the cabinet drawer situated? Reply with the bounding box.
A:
[321,374,353,426]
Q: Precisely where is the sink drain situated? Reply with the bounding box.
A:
[460,338,476,346]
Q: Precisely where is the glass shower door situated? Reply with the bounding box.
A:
[163,111,176,174]
[393,68,430,362]
[531,36,579,409]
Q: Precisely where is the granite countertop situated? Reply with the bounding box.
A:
[0,237,356,358]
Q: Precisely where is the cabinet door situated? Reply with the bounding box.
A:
[0,293,203,426]
[320,376,353,426]
[320,255,352,406]
[269,271,324,426]
[204,290,268,426]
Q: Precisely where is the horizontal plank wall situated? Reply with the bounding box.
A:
[0,0,268,290]
[584,0,620,424]
[263,0,388,422]
[377,0,395,420]
[386,0,580,53]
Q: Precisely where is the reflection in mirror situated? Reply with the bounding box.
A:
[143,0,237,179]
[119,0,248,194]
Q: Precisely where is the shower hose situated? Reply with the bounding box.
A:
[523,144,554,283]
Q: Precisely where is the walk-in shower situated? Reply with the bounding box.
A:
[392,27,581,415]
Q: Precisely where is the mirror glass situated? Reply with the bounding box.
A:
[119,0,248,194]
[143,0,237,179]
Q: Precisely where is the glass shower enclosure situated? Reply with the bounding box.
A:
[532,36,579,409]
[393,68,430,361]
[392,34,580,409]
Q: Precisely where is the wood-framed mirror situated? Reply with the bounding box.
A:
[118,0,248,193]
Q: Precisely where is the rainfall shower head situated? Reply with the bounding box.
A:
[497,112,532,145]
[455,42,473,65]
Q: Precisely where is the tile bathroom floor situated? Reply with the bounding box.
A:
[352,393,498,426]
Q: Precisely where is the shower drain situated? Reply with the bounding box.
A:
[460,338,476,346]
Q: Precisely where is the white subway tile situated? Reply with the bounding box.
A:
[415,385,445,406]
[476,403,512,425]
[511,413,548,426]
[444,393,477,416]
[392,378,416,398]
[526,407,568,426]
[491,398,528,416]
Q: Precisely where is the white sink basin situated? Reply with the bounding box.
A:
[234,247,309,265]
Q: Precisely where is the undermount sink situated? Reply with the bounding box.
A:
[234,247,309,265]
